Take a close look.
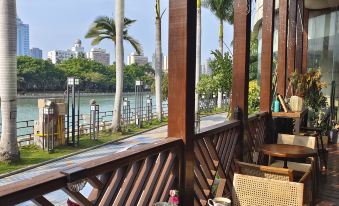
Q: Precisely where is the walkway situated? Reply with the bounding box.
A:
[316,144,339,206]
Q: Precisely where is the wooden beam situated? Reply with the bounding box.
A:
[287,0,297,95]
[232,0,251,160]
[277,0,288,97]
[302,8,309,74]
[260,0,275,112]
[231,0,251,120]
[168,0,196,205]
[295,0,304,73]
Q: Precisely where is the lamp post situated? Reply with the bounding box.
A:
[90,100,99,140]
[123,97,131,126]
[66,77,80,146]
[135,80,144,128]
[146,95,153,122]
[43,106,54,153]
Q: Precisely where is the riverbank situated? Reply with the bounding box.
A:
[17,91,152,99]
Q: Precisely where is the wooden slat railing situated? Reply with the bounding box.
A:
[0,138,183,206]
[194,120,241,206]
[247,112,270,164]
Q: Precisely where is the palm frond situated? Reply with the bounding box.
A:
[124,35,143,55]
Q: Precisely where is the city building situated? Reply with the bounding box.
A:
[71,39,85,58]
[47,50,74,64]
[47,39,85,64]
[127,53,148,66]
[203,58,212,75]
[86,48,110,66]
[17,17,30,56]
[30,48,42,59]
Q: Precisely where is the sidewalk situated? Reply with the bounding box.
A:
[1,113,227,206]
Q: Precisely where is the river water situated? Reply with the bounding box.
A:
[0,93,168,136]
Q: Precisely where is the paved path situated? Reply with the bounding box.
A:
[1,113,227,205]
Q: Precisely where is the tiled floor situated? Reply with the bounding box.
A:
[316,144,339,206]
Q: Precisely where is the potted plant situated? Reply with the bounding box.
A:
[289,72,306,112]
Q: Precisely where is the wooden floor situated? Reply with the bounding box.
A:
[316,144,339,206]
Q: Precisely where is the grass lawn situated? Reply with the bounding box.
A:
[0,118,167,175]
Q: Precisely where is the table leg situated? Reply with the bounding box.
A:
[294,118,300,134]
[283,159,288,168]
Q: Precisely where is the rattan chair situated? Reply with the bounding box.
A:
[232,173,306,206]
[232,161,313,206]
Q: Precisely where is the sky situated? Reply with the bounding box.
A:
[17,0,235,64]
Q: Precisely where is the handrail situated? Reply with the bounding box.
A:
[248,112,269,122]
[195,119,241,139]
[0,138,183,205]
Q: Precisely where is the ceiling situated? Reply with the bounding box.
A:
[305,0,339,9]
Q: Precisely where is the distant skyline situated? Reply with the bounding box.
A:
[17,0,235,64]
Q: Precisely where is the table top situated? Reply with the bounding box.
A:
[272,109,308,118]
[260,144,317,158]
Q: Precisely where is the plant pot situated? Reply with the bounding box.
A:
[289,96,304,112]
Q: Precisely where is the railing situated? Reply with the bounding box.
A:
[0,138,183,205]
[194,120,241,205]
[0,117,245,206]
[0,120,35,146]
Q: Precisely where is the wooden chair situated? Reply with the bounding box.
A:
[234,161,313,206]
[232,173,308,206]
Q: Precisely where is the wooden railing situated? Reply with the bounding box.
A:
[0,138,183,206]
[0,119,249,206]
[247,112,270,164]
[194,120,241,205]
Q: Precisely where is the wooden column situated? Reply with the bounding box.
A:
[277,0,288,97]
[287,0,297,95]
[302,8,309,74]
[168,0,196,205]
[232,0,251,159]
[295,0,304,73]
[260,0,275,112]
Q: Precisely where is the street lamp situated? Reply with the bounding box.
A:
[66,77,80,147]
[123,97,131,126]
[135,80,144,128]
[90,99,99,140]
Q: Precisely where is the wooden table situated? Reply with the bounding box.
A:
[272,109,308,134]
[260,144,317,168]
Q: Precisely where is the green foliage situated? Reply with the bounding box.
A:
[17,56,154,93]
[249,35,258,81]
[202,0,234,24]
[85,16,143,54]
[196,74,217,97]
[209,50,233,94]
[248,80,260,114]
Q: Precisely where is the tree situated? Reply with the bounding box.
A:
[203,0,233,108]
[155,0,165,121]
[0,0,20,162]
[195,0,202,120]
[85,10,142,131]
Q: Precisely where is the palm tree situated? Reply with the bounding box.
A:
[203,0,233,108]
[85,12,142,131]
[155,0,164,121]
[0,0,20,162]
[195,0,202,128]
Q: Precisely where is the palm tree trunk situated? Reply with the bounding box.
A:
[112,0,124,132]
[195,0,201,121]
[0,0,19,162]
[155,0,162,121]
[217,19,223,108]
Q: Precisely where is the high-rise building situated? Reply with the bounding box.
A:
[30,48,42,59]
[47,50,74,64]
[86,48,110,66]
[127,53,148,66]
[17,17,30,56]
[48,39,85,64]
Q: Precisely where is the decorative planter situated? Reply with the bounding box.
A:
[289,96,304,112]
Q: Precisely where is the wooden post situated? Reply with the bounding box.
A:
[287,0,297,95]
[168,0,196,205]
[260,0,275,112]
[302,8,309,74]
[277,0,288,97]
[232,0,251,159]
[295,0,304,73]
